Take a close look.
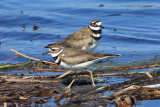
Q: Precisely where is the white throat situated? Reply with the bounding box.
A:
[49,48,63,57]
[89,25,101,30]
[93,33,101,37]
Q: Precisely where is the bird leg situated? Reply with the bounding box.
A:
[66,79,75,90]
[55,71,72,79]
[86,70,96,87]
[66,71,77,89]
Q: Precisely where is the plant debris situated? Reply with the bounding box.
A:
[0,49,159,106]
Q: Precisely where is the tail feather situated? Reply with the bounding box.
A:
[93,52,120,58]
[95,53,121,61]
[100,54,120,59]
[104,54,121,58]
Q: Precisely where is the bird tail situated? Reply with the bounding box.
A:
[102,54,121,59]
[103,54,121,58]
[95,53,121,61]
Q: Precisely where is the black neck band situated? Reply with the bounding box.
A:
[53,56,58,60]
[56,60,61,65]
[91,35,101,41]
[92,29,101,34]
[88,25,102,34]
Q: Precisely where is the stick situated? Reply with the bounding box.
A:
[10,49,58,67]
[113,64,160,71]
[0,75,60,83]
[111,85,141,97]
[143,84,160,88]
[16,68,69,72]
[96,71,153,77]
[111,84,160,97]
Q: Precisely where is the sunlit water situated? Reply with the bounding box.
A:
[0,0,160,106]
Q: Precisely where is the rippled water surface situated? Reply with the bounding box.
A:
[1,0,160,64]
[0,0,160,106]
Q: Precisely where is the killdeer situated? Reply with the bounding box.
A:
[44,20,104,52]
[42,46,120,87]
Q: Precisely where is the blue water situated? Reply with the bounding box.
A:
[1,0,160,64]
[0,0,160,106]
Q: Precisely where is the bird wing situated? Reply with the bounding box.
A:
[44,26,93,49]
[60,49,97,65]
[91,52,121,58]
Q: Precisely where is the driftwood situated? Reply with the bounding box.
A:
[113,63,160,71]
[110,84,160,97]
[0,76,62,106]
[0,69,159,107]
[61,69,160,107]
[16,67,69,72]
[0,75,60,83]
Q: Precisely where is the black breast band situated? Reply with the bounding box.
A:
[92,30,101,34]
[91,35,101,41]
[53,56,61,65]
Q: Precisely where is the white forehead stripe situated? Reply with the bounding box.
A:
[96,22,102,26]
[49,48,63,57]
[89,25,101,30]
[51,47,59,50]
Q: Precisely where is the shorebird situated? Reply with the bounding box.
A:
[42,46,120,87]
[44,20,104,52]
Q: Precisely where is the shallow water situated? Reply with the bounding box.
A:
[0,0,160,106]
[1,0,160,64]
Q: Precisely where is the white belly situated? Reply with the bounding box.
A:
[82,39,100,52]
[60,60,99,70]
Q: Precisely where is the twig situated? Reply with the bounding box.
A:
[114,64,160,71]
[10,49,58,67]
[54,89,70,102]
[110,85,140,97]
[0,75,60,83]
[110,84,160,97]
[16,68,69,72]
[143,84,160,88]
[96,71,153,77]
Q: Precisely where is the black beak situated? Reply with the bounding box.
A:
[42,51,50,55]
[101,25,104,29]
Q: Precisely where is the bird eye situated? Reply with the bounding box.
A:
[51,48,55,51]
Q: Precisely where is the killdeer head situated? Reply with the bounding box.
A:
[89,20,104,31]
[42,46,63,58]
